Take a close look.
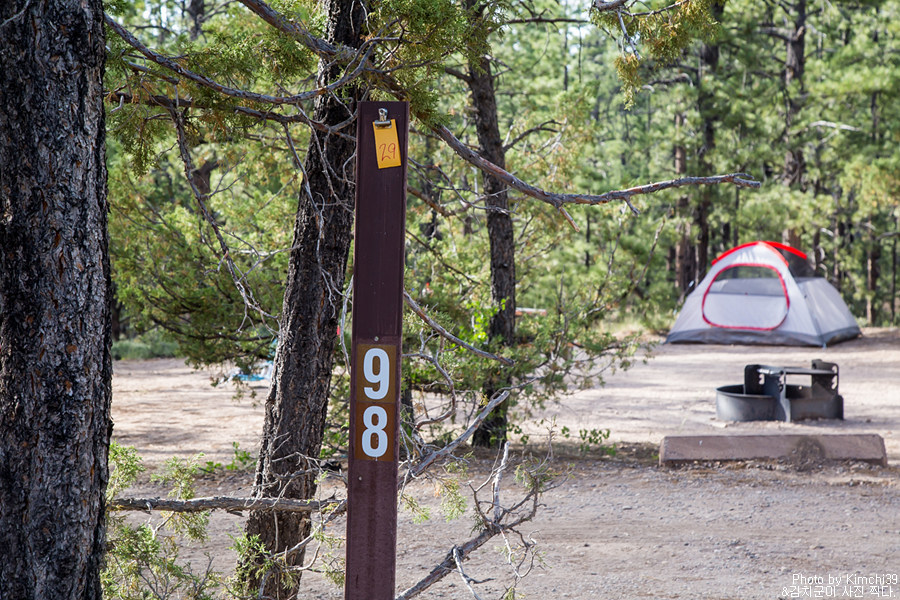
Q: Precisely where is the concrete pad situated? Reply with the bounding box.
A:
[659,433,887,467]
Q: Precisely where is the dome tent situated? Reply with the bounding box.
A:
[666,241,861,347]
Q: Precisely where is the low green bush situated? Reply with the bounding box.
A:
[112,331,180,360]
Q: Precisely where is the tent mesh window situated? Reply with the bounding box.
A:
[703,264,789,330]
[708,265,785,296]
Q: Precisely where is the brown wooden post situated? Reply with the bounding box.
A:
[345,101,409,600]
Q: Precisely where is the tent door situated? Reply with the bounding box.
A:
[702,264,789,330]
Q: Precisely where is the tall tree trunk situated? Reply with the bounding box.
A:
[866,221,881,325]
[673,113,695,297]
[774,0,808,249]
[242,0,363,595]
[782,0,806,187]
[672,0,723,297]
[0,0,112,597]
[695,198,710,276]
[186,0,206,40]
[466,32,516,448]
[892,220,898,325]
[865,86,883,325]
[695,2,722,273]
[732,187,740,247]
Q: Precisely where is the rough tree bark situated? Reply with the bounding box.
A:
[778,0,807,264]
[693,1,724,270]
[241,0,364,595]
[672,1,724,296]
[673,112,697,296]
[464,17,517,448]
[866,220,882,325]
[781,0,807,190]
[0,0,112,598]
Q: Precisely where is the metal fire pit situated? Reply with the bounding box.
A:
[716,361,843,422]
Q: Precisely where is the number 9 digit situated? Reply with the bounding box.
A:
[363,347,390,400]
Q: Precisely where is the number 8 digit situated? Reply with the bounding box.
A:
[361,405,388,458]
[363,347,390,400]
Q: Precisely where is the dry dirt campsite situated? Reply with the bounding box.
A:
[112,328,899,599]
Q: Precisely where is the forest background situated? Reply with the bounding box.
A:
[96,0,898,595]
[106,0,899,466]
[109,0,900,372]
[4,0,896,596]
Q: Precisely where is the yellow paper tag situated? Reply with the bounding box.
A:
[373,120,402,169]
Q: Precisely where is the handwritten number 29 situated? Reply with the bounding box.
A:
[379,143,396,162]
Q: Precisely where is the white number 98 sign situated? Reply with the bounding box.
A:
[354,343,397,461]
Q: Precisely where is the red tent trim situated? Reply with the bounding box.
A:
[711,240,807,267]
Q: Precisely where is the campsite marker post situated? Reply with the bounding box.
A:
[344,101,408,600]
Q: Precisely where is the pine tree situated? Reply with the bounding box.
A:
[0,0,112,597]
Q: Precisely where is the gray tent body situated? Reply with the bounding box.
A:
[666,241,861,347]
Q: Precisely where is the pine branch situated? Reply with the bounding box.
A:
[107,0,763,235]
[103,90,354,138]
[237,0,345,60]
[170,108,276,329]
[105,13,370,107]
[628,0,691,17]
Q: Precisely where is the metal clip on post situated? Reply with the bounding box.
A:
[373,108,392,128]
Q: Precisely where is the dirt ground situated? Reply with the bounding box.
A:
[111,328,900,599]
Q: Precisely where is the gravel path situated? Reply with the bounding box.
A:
[111,328,900,599]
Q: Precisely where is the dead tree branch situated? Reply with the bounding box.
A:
[111,391,512,516]
[592,0,629,11]
[432,124,760,221]
[405,390,510,478]
[103,90,353,138]
[396,442,544,600]
[170,108,276,328]
[108,495,333,514]
[404,291,515,366]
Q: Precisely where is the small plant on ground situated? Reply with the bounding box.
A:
[226,441,256,472]
[104,445,220,599]
[560,425,616,456]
